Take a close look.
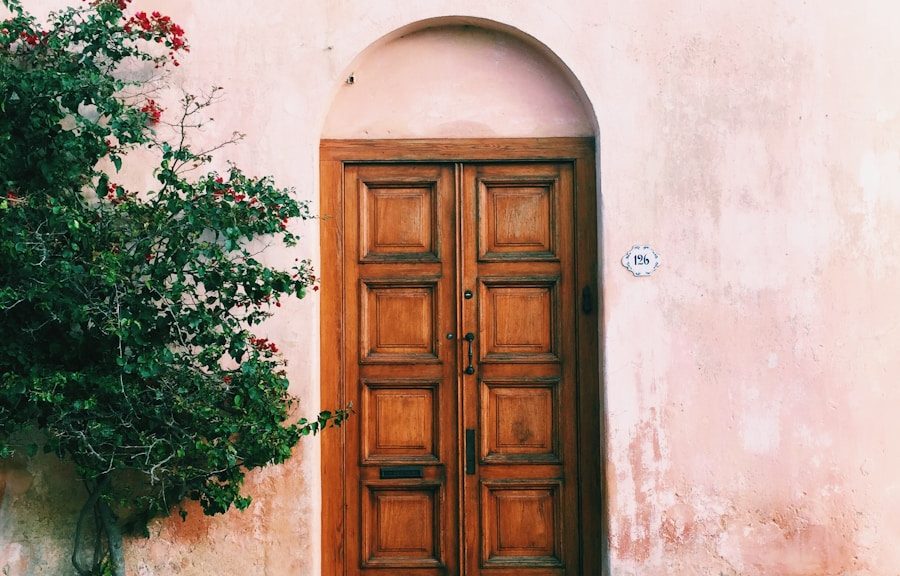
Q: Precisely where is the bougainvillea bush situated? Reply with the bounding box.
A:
[0,1,345,574]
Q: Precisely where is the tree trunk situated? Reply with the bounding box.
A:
[98,498,126,576]
[72,482,104,575]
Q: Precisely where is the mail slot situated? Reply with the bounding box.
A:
[379,466,424,479]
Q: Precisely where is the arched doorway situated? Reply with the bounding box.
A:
[320,20,602,576]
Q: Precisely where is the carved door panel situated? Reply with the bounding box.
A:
[341,160,581,576]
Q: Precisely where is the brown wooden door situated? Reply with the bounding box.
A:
[325,141,598,576]
[343,163,460,575]
[460,163,578,576]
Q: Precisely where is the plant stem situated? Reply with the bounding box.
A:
[98,497,126,576]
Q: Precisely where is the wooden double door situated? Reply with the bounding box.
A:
[322,140,600,576]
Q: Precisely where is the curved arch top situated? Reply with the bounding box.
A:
[322,17,597,139]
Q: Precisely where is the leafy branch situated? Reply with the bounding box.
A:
[0,2,347,574]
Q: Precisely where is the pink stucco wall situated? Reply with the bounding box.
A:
[322,23,594,138]
[3,1,900,575]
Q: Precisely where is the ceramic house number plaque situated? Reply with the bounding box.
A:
[622,245,660,277]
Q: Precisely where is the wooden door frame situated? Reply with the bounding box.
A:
[320,138,604,576]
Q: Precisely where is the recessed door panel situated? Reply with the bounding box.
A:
[360,279,439,363]
[362,380,439,463]
[363,483,444,567]
[481,480,564,567]
[478,179,558,261]
[480,378,560,463]
[478,278,559,363]
[361,181,438,262]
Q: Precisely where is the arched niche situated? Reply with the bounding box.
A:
[319,16,605,576]
[322,17,596,139]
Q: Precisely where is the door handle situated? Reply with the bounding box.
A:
[465,429,476,474]
[463,332,475,375]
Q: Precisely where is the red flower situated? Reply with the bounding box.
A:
[124,10,189,59]
[19,31,40,46]
[140,99,163,124]
[223,375,232,384]
[105,183,126,204]
[249,337,279,354]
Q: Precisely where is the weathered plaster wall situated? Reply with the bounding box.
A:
[3,1,900,575]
